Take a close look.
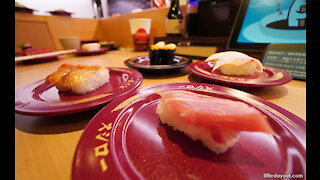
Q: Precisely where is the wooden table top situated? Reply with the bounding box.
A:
[15,50,306,180]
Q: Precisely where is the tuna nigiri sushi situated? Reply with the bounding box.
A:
[205,51,263,76]
[45,64,110,94]
[156,90,274,154]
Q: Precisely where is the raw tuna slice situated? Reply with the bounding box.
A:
[156,90,274,154]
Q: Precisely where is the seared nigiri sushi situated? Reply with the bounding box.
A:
[205,51,263,76]
[45,64,109,94]
[156,90,274,154]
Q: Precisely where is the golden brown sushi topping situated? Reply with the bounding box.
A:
[151,41,176,50]
[45,64,102,91]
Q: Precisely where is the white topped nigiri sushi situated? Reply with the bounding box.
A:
[205,51,263,76]
[81,43,101,52]
[156,90,274,154]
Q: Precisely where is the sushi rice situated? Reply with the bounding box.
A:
[70,67,109,94]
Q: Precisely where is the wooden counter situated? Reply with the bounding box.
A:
[15,50,306,180]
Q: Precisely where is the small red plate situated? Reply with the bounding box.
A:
[15,67,142,116]
[188,60,292,87]
[15,6,35,14]
[72,83,305,180]
[76,48,109,56]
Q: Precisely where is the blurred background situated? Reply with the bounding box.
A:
[15,0,184,18]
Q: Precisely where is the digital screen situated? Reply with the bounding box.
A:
[237,0,306,44]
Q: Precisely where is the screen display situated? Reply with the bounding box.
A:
[237,0,306,44]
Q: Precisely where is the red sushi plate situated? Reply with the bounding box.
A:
[75,47,108,56]
[72,83,305,180]
[15,54,59,64]
[15,67,142,116]
[188,60,292,87]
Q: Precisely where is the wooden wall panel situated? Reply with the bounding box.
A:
[15,14,56,53]
[15,13,102,53]
[97,5,186,48]
[15,5,187,53]
[45,16,101,50]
